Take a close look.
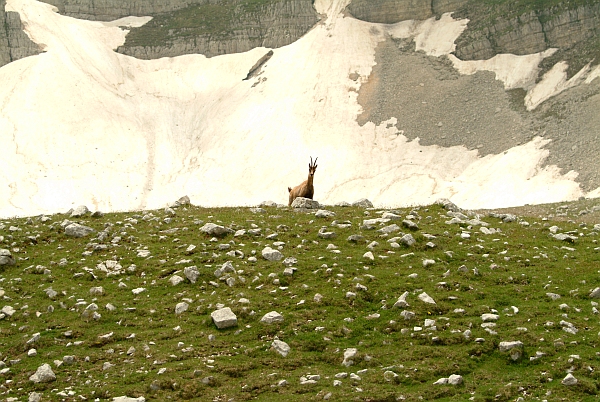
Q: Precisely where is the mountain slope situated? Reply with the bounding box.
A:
[0,0,599,218]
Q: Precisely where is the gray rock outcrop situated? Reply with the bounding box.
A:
[116,0,319,59]
[0,249,16,266]
[0,0,43,68]
[29,363,56,383]
[346,0,468,24]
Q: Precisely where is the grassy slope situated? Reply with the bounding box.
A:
[2,200,600,401]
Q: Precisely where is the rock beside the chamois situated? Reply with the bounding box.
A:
[29,363,56,383]
[65,223,95,238]
[200,223,233,237]
[0,249,16,266]
[352,198,373,208]
[211,307,238,329]
[291,197,320,209]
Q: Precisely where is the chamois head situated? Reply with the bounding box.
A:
[309,156,318,177]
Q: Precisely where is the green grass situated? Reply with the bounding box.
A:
[2,201,600,401]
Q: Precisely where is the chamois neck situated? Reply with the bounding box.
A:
[307,174,314,187]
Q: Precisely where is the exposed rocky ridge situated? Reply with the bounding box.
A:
[454,2,600,76]
[345,0,468,23]
[40,0,212,21]
[116,0,320,59]
[0,0,42,67]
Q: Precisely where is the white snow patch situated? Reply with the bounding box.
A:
[0,0,598,217]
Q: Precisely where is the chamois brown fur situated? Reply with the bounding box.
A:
[288,157,318,206]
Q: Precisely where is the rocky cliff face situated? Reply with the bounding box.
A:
[0,0,42,68]
[345,0,468,23]
[40,0,211,21]
[116,0,320,59]
[454,3,600,62]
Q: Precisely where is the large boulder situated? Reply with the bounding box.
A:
[29,363,56,383]
[211,307,238,329]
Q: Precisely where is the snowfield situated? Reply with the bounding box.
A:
[1,0,599,217]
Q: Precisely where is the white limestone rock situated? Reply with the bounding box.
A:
[175,302,189,315]
[562,373,578,386]
[418,292,436,304]
[271,339,291,357]
[393,291,410,308]
[183,266,199,283]
[64,223,95,238]
[262,247,283,261]
[315,209,335,218]
[291,197,320,209]
[261,311,284,324]
[399,234,416,246]
[0,249,16,266]
[200,223,232,237]
[70,205,89,217]
[342,348,357,366]
[352,199,373,208]
[29,363,56,383]
[211,307,238,329]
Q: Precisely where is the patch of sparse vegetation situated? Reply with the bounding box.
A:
[1,199,600,400]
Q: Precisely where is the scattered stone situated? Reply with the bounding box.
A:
[183,266,199,283]
[262,247,283,261]
[553,233,577,242]
[363,251,375,261]
[65,223,95,238]
[562,373,578,386]
[448,374,463,385]
[261,311,284,324]
[481,313,499,322]
[271,339,291,357]
[402,219,419,230]
[70,205,89,218]
[399,234,416,246]
[315,209,335,218]
[211,307,238,329]
[352,198,373,208]
[0,249,16,266]
[393,292,409,308]
[112,397,146,402]
[175,302,189,315]
[29,363,56,383]
[384,370,398,381]
[590,288,600,298]
[342,348,357,366]
[200,223,232,237]
[347,234,365,243]
[418,292,436,304]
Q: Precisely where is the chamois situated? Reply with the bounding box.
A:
[288,157,318,206]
